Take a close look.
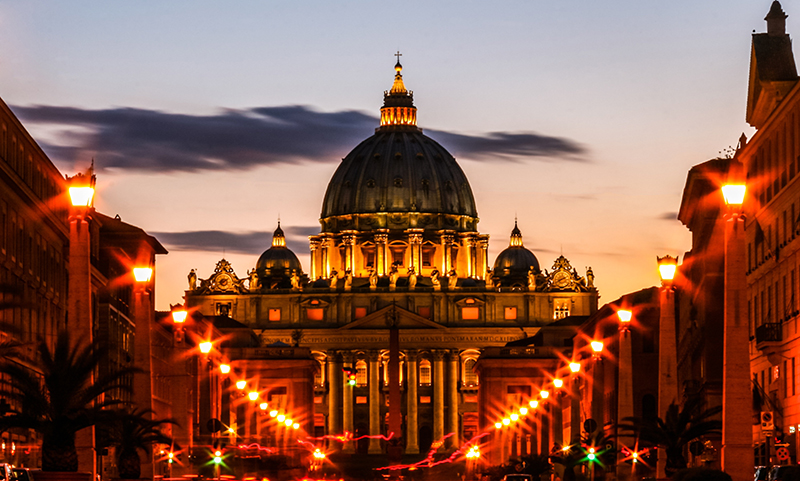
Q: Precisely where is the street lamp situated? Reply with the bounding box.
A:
[569,361,581,444]
[656,255,679,479]
[132,265,158,479]
[199,341,213,354]
[720,168,754,479]
[590,340,604,434]
[219,364,231,374]
[617,308,634,479]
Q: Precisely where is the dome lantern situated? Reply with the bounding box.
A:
[379,52,418,131]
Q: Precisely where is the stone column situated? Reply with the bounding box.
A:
[540,402,550,455]
[327,351,341,443]
[721,209,754,481]
[342,352,355,453]
[409,232,422,273]
[433,350,446,447]
[343,234,356,273]
[310,239,320,280]
[477,239,488,279]
[551,393,563,448]
[462,237,473,277]
[321,237,330,279]
[375,233,388,276]
[440,234,453,272]
[368,351,382,454]
[406,351,420,454]
[447,351,460,449]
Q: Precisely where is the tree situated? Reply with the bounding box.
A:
[616,395,722,476]
[0,331,139,471]
[109,408,177,479]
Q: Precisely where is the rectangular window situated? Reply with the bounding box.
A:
[422,247,435,267]
[504,307,517,320]
[361,247,375,269]
[420,396,431,404]
[461,307,479,320]
[216,302,231,317]
[306,308,324,321]
[268,308,281,321]
[314,396,322,404]
[354,307,367,319]
[356,396,367,404]
[554,299,570,319]
[390,246,405,266]
[417,306,431,319]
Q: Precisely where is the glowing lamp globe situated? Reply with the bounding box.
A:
[259,402,268,410]
[284,419,293,427]
[722,184,746,205]
[236,380,247,390]
[529,400,539,409]
[277,414,286,422]
[171,308,188,324]
[199,341,212,354]
[553,379,563,388]
[569,362,581,373]
[220,364,231,374]
[248,391,259,401]
[133,267,153,282]
[519,407,528,415]
[591,341,603,353]
[657,255,678,282]
[617,309,632,323]
[495,422,502,429]
[69,186,95,207]
[510,413,519,422]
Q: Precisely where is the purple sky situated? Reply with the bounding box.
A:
[0,1,779,309]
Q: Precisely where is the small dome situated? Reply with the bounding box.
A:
[493,222,539,280]
[256,223,303,280]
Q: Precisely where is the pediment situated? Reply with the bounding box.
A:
[339,304,446,330]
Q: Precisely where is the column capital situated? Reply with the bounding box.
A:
[405,349,419,362]
[432,350,446,361]
[367,350,381,362]
[342,234,357,246]
[447,350,460,362]
[374,233,389,243]
[341,351,355,364]
[408,232,423,245]
[327,349,342,362]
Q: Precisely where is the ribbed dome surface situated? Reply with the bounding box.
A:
[493,247,540,277]
[321,130,477,222]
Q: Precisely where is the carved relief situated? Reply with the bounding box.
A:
[196,259,247,294]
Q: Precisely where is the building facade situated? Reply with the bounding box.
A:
[185,61,600,461]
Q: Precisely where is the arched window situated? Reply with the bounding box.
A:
[314,360,324,387]
[356,360,368,386]
[419,359,432,385]
[463,358,478,387]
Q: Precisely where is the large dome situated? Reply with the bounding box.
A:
[319,61,478,234]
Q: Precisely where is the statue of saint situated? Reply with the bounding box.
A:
[408,266,417,290]
[369,269,378,290]
[431,268,441,290]
[586,266,595,288]
[344,269,353,291]
[329,268,339,289]
[447,269,458,289]
[188,269,197,291]
[389,264,399,291]
[485,268,494,289]
[291,270,301,291]
[527,266,537,289]
[247,268,260,292]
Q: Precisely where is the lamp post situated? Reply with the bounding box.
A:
[66,169,97,479]
[656,255,679,479]
[590,341,604,436]
[720,172,754,480]
[616,309,633,480]
[569,361,582,445]
[168,304,192,477]
[132,266,156,480]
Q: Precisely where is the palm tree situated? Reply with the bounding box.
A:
[0,331,139,471]
[110,408,177,479]
[616,395,722,476]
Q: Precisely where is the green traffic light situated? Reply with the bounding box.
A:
[348,379,356,386]
[587,453,596,461]
[213,456,222,464]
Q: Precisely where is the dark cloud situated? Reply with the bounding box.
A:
[12,104,587,173]
[151,226,318,255]
[658,212,678,221]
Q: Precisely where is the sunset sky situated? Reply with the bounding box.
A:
[0,1,779,309]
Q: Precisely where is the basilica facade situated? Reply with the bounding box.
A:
[184,61,599,458]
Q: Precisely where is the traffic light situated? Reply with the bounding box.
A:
[343,367,356,386]
[168,452,174,464]
[213,450,222,464]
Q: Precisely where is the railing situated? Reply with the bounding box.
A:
[756,323,782,344]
